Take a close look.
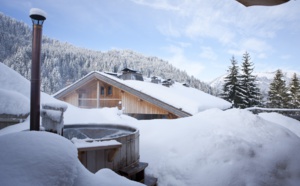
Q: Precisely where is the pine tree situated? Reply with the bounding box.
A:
[288,73,300,108]
[267,69,290,108]
[221,56,242,108]
[238,52,261,108]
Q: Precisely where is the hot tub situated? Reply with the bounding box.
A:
[63,124,139,173]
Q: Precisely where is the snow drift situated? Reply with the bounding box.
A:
[0,131,143,186]
[0,63,30,115]
[138,109,300,186]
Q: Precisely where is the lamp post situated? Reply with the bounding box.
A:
[29,8,46,131]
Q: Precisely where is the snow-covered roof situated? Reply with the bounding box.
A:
[54,71,231,115]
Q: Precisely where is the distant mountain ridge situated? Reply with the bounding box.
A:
[209,70,300,101]
[0,12,215,95]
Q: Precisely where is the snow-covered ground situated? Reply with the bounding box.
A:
[0,131,144,186]
[1,63,300,186]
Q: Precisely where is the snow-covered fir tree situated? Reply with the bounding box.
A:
[288,73,300,109]
[221,56,242,108]
[238,52,261,108]
[267,69,290,108]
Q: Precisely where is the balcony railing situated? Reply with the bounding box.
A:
[78,98,121,108]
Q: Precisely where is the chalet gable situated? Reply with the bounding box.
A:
[53,71,191,119]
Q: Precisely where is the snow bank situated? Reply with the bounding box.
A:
[0,63,30,97]
[74,165,144,186]
[0,89,29,115]
[0,63,30,115]
[0,131,144,186]
[259,112,300,137]
[64,106,137,125]
[0,131,79,186]
[138,109,300,186]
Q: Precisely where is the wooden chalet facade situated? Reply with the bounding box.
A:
[54,71,191,119]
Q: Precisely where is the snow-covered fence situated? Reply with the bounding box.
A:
[41,103,67,135]
[246,107,300,120]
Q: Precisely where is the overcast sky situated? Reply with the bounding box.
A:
[1,0,300,82]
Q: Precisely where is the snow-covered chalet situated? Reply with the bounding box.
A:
[53,68,231,119]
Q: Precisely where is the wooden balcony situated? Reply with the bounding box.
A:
[78,98,121,109]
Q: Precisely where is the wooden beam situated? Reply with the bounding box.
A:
[96,80,100,108]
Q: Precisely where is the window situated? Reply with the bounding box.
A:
[107,86,112,95]
[100,86,105,95]
[78,92,87,107]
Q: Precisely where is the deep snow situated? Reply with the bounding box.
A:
[0,131,143,186]
[1,63,300,186]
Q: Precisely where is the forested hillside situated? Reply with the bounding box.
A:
[0,13,215,95]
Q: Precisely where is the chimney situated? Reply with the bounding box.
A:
[29,8,46,131]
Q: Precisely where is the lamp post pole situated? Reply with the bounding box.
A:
[29,8,46,131]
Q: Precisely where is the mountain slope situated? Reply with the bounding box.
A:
[0,12,214,95]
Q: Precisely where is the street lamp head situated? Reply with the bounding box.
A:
[29,8,46,25]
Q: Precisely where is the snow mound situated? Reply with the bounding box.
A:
[74,166,144,186]
[64,106,137,125]
[139,109,300,186]
[259,112,300,137]
[0,88,29,115]
[0,63,30,98]
[0,63,31,115]
[0,131,144,186]
[0,131,79,186]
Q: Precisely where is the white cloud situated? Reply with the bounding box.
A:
[184,16,235,45]
[242,38,272,53]
[133,0,300,49]
[130,0,180,11]
[157,22,181,37]
[199,47,217,61]
[163,45,204,78]
[228,38,272,59]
